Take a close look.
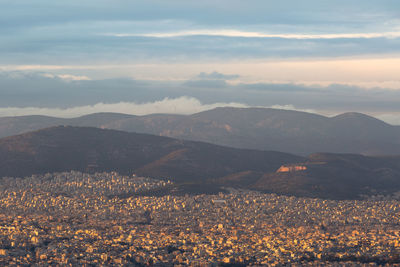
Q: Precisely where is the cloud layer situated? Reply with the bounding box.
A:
[1,1,399,124]
[0,71,400,125]
[0,97,247,118]
[1,0,400,66]
[113,30,400,39]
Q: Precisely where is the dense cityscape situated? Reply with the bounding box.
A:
[1,171,400,266]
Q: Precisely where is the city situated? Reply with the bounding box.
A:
[2,1,400,266]
[1,171,399,266]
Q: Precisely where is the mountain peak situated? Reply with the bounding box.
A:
[332,112,388,125]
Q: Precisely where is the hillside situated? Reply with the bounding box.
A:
[252,153,400,199]
[1,126,400,199]
[0,126,302,182]
[1,108,399,155]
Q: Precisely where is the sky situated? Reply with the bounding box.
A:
[1,0,400,124]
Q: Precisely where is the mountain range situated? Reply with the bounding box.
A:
[1,126,400,199]
[1,107,399,156]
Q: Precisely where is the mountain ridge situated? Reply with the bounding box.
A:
[1,107,399,155]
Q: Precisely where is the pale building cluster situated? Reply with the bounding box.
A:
[0,171,400,266]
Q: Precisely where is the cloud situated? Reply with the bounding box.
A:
[41,73,91,81]
[2,0,398,30]
[1,70,400,123]
[197,71,239,80]
[267,104,317,114]
[111,29,400,39]
[2,58,400,90]
[1,0,400,69]
[0,97,248,118]
[2,0,400,66]
[375,113,400,126]
[1,1,400,125]
[183,79,228,88]
[184,71,240,88]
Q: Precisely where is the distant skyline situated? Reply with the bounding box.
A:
[1,0,400,124]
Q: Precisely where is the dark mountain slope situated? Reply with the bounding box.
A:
[253,153,400,199]
[0,126,303,181]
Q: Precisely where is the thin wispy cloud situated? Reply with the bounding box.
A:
[197,71,240,80]
[41,73,91,81]
[2,57,400,90]
[110,29,400,39]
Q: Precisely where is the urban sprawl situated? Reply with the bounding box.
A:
[1,171,400,266]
